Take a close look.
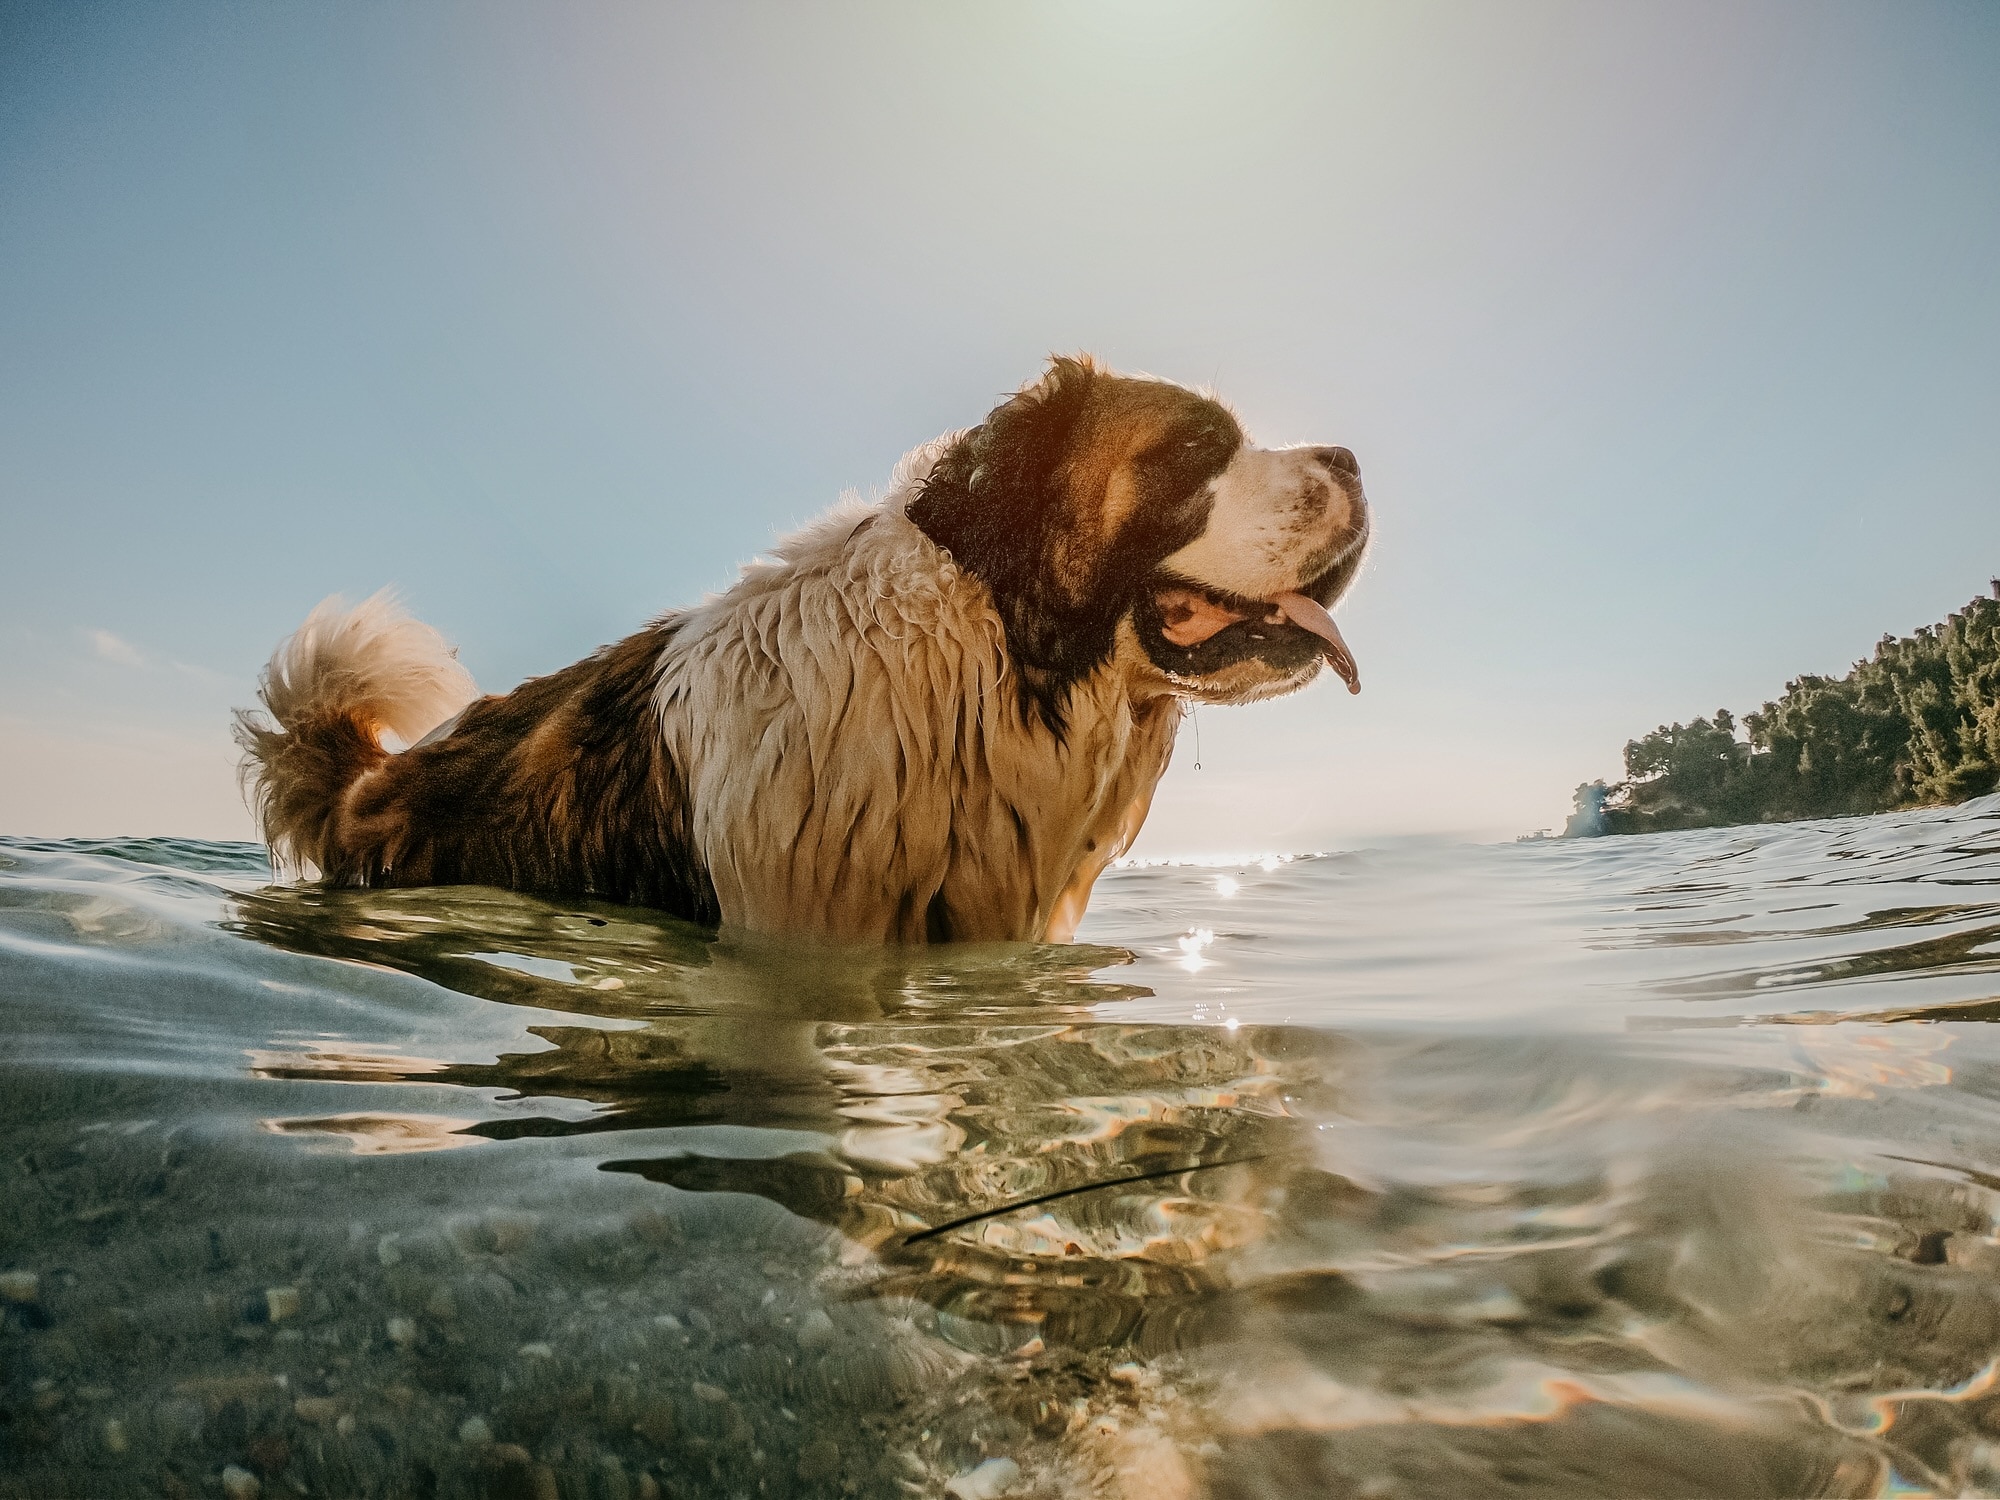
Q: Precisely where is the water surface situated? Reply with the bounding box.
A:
[6,799,2000,1498]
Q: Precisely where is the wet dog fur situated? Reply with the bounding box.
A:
[235,356,1369,943]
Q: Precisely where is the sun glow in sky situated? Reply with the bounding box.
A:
[3,1,1997,852]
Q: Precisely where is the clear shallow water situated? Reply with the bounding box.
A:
[5,800,2000,1498]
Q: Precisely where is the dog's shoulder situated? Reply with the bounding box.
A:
[666,448,1006,679]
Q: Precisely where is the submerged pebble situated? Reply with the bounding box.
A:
[632,1398,675,1445]
[293,1396,341,1424]
[488,1210,538,1253]
[796,1436,841,1481]
[795,1308,835,1348]
[944,1456,1021,1499]
[482,1444,560,1500]
[220,1464,261,1500]
[0,1269,40,1303]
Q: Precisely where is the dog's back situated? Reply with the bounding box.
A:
[235,502,1170,943]
[234,594,720,921]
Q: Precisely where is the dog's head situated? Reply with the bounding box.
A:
[908,355,1369,724]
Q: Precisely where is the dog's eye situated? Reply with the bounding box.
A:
[1137,426,1233,477]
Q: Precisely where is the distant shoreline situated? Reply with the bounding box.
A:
[1566,581,2000,837]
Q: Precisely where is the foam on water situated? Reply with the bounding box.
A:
[5,798,2000,1497]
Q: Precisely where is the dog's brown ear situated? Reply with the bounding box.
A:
[909,355,1112,728]
[958,353,1100,505]
[911,355,1098,560]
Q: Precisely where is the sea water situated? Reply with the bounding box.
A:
[5,798,2000,1499]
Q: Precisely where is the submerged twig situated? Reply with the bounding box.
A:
[900,1153,1275,1246]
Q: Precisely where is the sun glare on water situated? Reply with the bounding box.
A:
[1176,926,1216,972]
[1115,851,1308,870]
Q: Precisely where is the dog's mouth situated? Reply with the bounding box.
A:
[1135,574,1361,693]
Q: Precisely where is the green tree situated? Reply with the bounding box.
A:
[1574,590,2000,836]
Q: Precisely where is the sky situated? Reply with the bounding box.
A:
[2,0,1998,855]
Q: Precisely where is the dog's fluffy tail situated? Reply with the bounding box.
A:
[234,591,476,875]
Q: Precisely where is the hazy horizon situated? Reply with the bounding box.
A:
[4,1,1998,856]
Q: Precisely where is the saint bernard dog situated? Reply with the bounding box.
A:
[235,356,1369,944]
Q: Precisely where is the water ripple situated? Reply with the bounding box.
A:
[5,801,2000,1496]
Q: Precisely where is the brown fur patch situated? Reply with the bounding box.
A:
[323,624,717,922]
[1051,379,1227,599]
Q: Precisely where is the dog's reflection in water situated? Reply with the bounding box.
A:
[231,879,1343,1359]
[613,1018,1342,1358]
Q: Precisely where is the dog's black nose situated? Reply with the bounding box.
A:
[1313,446,1361,478]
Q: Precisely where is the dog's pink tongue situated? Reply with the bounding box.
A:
[1270,592,1360,694]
